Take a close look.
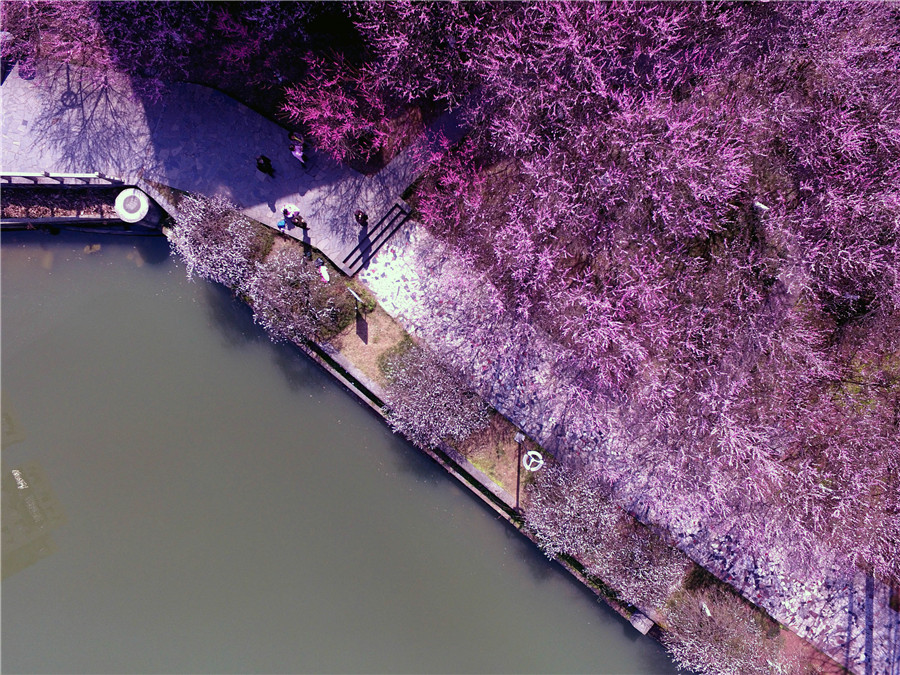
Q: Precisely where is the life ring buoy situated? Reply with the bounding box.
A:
[115,188,149,223]
[523,450,544,472]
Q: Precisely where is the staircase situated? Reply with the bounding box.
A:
[342,202,412,276]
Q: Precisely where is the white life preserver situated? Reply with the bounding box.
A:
[114,188,150,223]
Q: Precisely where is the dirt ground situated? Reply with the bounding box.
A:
[779,629,849,675]
[457,413,539,501]
[329,304,408,388]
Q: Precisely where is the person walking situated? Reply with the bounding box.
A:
[290,143,307,167]
[289,131,307,168]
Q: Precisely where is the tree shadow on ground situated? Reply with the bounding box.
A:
[202,283,265,350]
[301,126,448,252]
[131,235,170,265]
[28,60,155,176]
[302,170,370,247]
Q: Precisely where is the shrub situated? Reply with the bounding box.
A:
[167,193,271,292]
[246,246,355,343]
[589,522,691,611]
[525,463,689,609]
[381,343,489,448]
[662,588,795,675]
[524,463,620,560]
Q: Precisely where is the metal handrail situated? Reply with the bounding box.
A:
[1,171,124,185]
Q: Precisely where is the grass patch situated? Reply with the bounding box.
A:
[457,412,524,494]
[346,278,377,314]
[683,563,720,592]
[251,221,276,262]
[329,304,409,386]
[456,413,549,503]
[377,331,415,376]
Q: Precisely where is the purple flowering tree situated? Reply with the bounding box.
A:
[366,1,900,586]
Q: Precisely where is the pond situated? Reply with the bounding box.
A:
[1,231,681,674]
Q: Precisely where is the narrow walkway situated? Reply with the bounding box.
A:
[1,59,460,274]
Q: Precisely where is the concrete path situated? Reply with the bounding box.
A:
[1,59,459,274]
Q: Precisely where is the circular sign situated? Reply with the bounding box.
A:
[115,188,149,223]
[522,450,544,472]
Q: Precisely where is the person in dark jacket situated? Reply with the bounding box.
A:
[256,154,275,177]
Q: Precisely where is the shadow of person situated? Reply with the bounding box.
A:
[301,225,313,259]
[356,220,373,269]
[355,311,368,344]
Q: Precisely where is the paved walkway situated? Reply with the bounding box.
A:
[1,59,460,273]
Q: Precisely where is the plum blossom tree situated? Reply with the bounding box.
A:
[372,0,900,586]
[524,463,621,561]
[525,462,691,610]
[662,587,796,675]
[245,246,355,343]
[167,193,271,293]
[381,342,489,449]
[0,1,205,100]
[281,53,389,166]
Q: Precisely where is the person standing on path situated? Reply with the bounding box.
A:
[256,154,275,177]
[281,204,309,230]
[282,204,308,230]
[289,131,307,168]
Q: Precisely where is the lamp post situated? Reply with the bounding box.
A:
[514,432,525,512]
[347,287,364,314]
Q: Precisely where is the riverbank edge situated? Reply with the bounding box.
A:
[294,313,649,631]
[141,176,651,630]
